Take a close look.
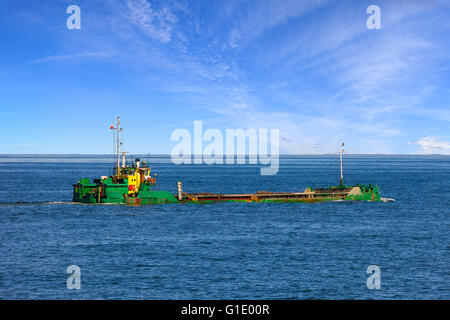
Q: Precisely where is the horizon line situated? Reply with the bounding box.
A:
[0,153,449,156]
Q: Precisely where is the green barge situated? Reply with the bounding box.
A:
[73,117,382,205]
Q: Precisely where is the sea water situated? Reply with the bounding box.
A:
[0,155,448,299]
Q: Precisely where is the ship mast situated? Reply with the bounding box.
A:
[339,142,344,186]
[116,116,121,177]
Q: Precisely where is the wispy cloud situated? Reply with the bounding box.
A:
[226,0,330,49]
[417,137,450,154]
[125,0,178,43]
[31,52,112,64]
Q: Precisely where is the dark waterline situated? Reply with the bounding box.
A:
[0,155,448,299]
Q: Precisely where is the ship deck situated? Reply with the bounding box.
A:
[186,188,353,201]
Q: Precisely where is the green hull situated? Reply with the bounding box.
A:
[73,177,179,205]
[73,177,381,205]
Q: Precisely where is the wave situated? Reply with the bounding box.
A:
[0,201,129,206]
[0,201,81,206]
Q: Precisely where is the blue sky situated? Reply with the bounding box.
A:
[0,0,449,154]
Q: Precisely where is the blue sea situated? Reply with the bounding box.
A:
[0,155,448,299]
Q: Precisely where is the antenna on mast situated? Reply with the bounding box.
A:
[110,116,122,177]
[339,142,344,186]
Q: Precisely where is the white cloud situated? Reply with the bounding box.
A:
[31,52,111,64]
[417,136,450,154]
[226,0,329,49]
[125,0,178,43]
